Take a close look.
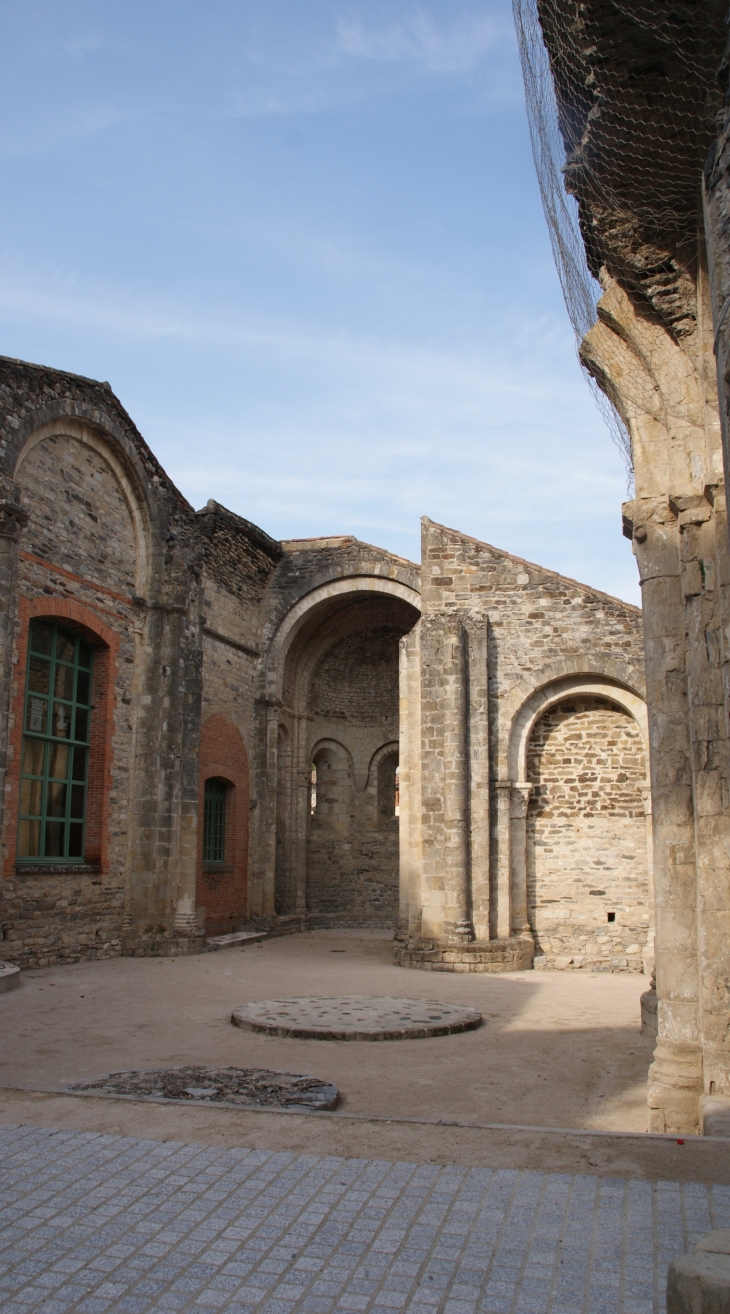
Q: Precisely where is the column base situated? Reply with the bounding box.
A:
[393,934,534,973]
[648,1040,703,1134]
[121,930,206,958]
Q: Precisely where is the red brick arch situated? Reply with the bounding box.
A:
[4,597,120,878]
[197,715,249,935]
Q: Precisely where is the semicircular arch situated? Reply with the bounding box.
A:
[365,740,399,793]
[14,417,152,595]
[509,674,649,785]
[265,576,420,702]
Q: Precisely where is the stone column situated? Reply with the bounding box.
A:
[420,618,473,943]
[626,498,704,1132]
[494,781,512,940]
[509,782,533,936]
[259,698,281,918]
[442,623,473,943]
[465,622,490,940]
[398,622,422,937]
[293,716,310,917]
[0,500,28,854]
[127,580,204,952]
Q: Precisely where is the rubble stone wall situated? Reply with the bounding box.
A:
[0,433,139,967]
[527,696,650,970]
[305,621,402,926]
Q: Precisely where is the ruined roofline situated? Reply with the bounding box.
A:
[0,352,193,513]
[281,534,417,567]
[0,353,118,392]
[423,516,641,614]
[196,498,283,561]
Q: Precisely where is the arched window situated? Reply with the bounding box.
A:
[203,778,227,865]
[18,619,93,862]
[377,751,399,824]
[310,762,317,814]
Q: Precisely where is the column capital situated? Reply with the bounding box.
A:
[0,499,28,540]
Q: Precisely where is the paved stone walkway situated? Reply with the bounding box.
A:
[231,998,482,1041]
[1,1126,728,1314]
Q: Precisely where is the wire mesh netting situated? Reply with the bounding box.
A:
[512,0,728,479]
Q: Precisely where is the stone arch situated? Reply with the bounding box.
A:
[503,670,651,956]
[509,673,649,783]
[264,576,421,703]
[309,738,354,823]
[365,740,400,793]
[14,417,152,596]
[507,674,651,971]
[263,574,419,924]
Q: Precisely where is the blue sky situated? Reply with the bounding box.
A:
[0,0,639,603]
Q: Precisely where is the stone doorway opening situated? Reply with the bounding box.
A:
[273,591,419,927]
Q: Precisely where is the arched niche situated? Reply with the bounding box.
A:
[505,673,652,966]
[265,576,419,926]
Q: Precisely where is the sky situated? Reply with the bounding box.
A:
[0,0,640,604]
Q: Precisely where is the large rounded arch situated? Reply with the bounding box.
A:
[507,673,651,973]
[264,575,421,703]
[13,417,153,597]
[263,574,420,926]
[509,673,649,782]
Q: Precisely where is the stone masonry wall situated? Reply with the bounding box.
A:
[1,434,139,968]
[415,519,646,953]
[527,696,650,972]
[305,622,401,926]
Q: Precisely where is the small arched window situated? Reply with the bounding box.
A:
[377,751,399,824]
[310,762,317,814]
[203,778,227,865]
[18,619,93,862]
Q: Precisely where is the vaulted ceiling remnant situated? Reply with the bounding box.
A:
[535,0,726,341]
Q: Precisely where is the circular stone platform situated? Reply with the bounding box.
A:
[231,996,482,1041]
[0,962,20,993]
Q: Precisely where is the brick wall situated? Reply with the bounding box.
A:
[196,714,249,937]
[527,697,650,970]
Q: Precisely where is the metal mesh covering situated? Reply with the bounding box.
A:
[512,0,727,477]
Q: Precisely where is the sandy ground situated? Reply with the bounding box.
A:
[1,928,655,1133]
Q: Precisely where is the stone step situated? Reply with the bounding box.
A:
[206,931,268,952]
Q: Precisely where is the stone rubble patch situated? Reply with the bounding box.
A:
[68,1064,339,1110]
[231,995,482,1040]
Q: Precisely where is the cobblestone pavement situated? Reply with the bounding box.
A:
[1,1126,728,1314]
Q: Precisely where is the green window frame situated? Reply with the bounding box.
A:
[203,778,227,864]
[18,619,93,863]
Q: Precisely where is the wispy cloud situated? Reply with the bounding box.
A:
[0,265,566,405]
[336,9,504,74]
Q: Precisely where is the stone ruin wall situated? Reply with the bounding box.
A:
[414,519,648,963]
[196,503,283,936]
[1,429,139,969]
[527,696,650,971]
[306,622,401,926]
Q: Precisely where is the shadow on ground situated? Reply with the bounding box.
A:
[0,929,654,1131]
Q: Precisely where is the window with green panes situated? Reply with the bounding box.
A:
[18,619,93,862]
[202,778,227,864]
